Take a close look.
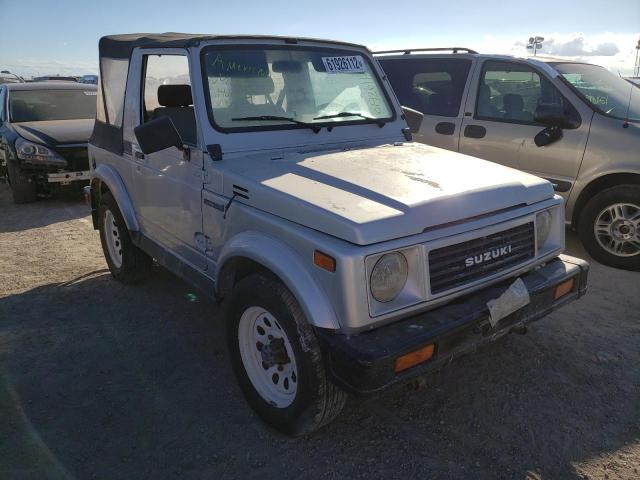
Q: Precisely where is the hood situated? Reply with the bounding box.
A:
[223,143,554,245]
[13,119,94,146]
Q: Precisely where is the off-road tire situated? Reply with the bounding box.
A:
[6,160,37,204]
[226,273,347,436]
[578,184,640,271]
[98,191,152,283]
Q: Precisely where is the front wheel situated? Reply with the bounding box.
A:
[226,273,346,436]
[98,191,152,283]
[578,185,640,271]
[6,160,37,204]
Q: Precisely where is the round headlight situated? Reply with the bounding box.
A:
[370,252,408,303]
[21,144,36,155]
[536,210,552,250]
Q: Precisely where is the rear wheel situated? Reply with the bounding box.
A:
[578,185,640,271]
[6,160,37,204]
[98,191,152,283]
[226,273,346,436]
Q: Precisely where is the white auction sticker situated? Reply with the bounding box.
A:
[83,91,97,96]
[321,56,366,74]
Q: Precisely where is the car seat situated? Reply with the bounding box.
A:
[477,84,499,117]
[502,93,533,122]
[214,76,285,124]
[152,84,197,144]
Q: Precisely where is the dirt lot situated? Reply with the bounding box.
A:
[0,182,638,480]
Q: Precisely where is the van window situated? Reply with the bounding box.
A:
[477,61,580,126]
[141,54,196,145]
[379,58,471,117]
[100,57,129,126]
[0,87,6,121]
[552,62,640,122]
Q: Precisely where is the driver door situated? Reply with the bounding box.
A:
[459,59,590,198]
[132,51,205,267]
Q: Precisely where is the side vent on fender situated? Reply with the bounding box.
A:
[232,184,249,199]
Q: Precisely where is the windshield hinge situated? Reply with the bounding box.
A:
[207,144,223,161]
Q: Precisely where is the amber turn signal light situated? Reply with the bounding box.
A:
[314,250,336,272]
[554,278,575,300]
[394,344,435,373]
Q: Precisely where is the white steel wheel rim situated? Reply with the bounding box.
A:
[594,203,640,257]
[238,306,298,408]
[104,209,123,268]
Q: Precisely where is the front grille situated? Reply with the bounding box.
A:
[55,145,89,171]
[429,222,535,294]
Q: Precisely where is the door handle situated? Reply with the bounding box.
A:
[435,122,455,135]
[464,125,486,139]
[131,144,145,161]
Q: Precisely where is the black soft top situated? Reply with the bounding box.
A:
[99,32,368,58]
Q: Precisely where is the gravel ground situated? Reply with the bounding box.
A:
[1,182,639,480]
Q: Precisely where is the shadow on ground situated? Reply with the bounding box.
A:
[0,185,88,233]
[1,254,638,479]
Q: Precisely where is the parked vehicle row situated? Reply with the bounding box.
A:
[86,33,589,435]
[0,72,99,84]
[0,70,24,85]
[376,49,640,270]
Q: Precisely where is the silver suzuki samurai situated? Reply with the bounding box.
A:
[87,33,589,435]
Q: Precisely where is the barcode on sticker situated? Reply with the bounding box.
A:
[321,56,366,74]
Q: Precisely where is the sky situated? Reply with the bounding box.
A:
[0,0,639,77]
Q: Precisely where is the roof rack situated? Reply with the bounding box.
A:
[374,47,478,55]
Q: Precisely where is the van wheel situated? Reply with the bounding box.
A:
[578,185,640,271]
[98,191,152,283]
[226,273,347,436]
[6,160,37,204]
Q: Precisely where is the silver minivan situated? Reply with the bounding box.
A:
[377,49,640,270]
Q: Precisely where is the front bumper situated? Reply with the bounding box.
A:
[317,254,589,394]
[47,170,91,184]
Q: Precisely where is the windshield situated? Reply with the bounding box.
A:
[552,63,640,122]
[9,89,96,122]
[202,46,393,131]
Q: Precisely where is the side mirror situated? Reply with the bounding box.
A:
[134,116,183,155]
[534,125,563,147]
[534,104,579,130]
[401,106,424,134]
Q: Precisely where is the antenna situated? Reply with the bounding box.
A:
[634,37,640,78]
[625,36,640,128]
[623,80,633,129]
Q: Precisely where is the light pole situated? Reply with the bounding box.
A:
[526,36,544,56]
[634,37,640,77]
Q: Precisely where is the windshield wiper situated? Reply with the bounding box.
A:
[313,111,386,127]
[231,115,320,133]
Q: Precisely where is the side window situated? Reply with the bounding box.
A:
[380,58,471,117]
[100,57,129,126]
[141,54,196,145]
[477,61,580,126]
